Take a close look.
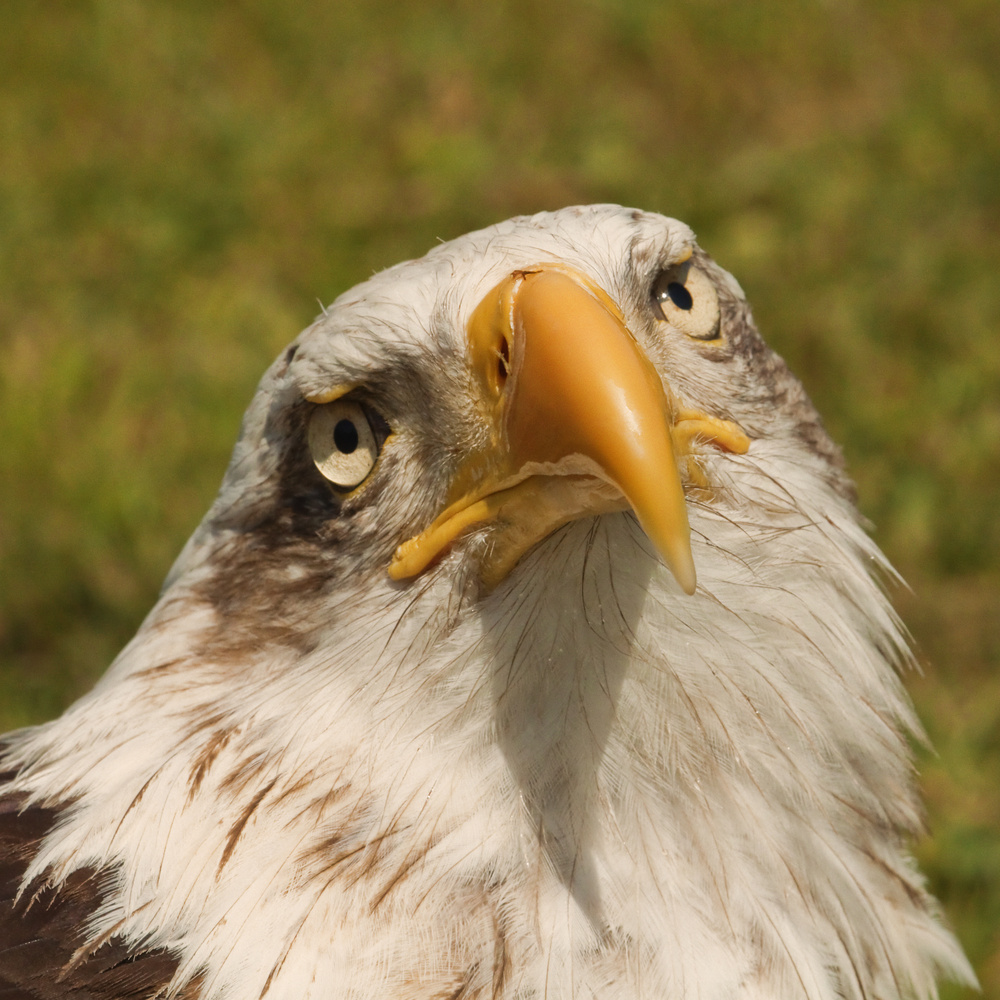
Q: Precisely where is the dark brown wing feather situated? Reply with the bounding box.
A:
[0,763,196,1000]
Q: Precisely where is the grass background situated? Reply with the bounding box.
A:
[1,1,997,993]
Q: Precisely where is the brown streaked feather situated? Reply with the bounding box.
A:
[186,727,235,801]
[217,777,277,876]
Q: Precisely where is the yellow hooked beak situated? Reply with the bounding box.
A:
[388,265,748,593]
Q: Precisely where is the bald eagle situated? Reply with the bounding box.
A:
[0,206,975,999]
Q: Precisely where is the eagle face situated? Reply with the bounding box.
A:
[180,206,833,610]
[0,206,974,1000]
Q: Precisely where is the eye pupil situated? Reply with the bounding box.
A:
[665,281,693,311]
[333,419,359,454]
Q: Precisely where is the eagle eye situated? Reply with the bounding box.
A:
[308,399,382,490]
[652,262,721,341]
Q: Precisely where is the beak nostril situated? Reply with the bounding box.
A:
[497,337,510,384]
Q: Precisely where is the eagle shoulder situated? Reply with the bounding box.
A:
[0,760,201,1000]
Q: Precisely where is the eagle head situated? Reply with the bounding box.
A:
[0,206,974,1000]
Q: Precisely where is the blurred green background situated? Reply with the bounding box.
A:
[1,1,997,993]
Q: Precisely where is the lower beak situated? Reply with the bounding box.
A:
[388,265,747,593]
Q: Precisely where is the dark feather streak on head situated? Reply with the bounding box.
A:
[181,341,475,662]
[185,400,385,660]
